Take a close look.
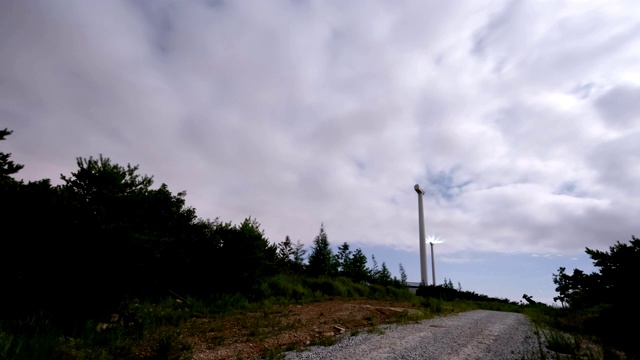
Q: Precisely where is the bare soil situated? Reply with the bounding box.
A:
[177,299,424,360]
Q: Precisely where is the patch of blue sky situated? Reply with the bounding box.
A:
[555,181,583,197]
[353,158,366,173]
[426,168,472,201]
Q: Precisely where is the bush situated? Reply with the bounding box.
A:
[263,275,309,302]
[304,277,347,297]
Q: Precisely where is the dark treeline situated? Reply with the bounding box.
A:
[552,236,640,357]
[416,280,512,304]
[0,129,406,330]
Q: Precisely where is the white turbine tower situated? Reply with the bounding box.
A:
[427,235,443,287]
[414,184,428,286]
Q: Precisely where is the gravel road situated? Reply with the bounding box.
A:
[284,310,548,360]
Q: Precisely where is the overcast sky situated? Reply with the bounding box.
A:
[2,0,639,304]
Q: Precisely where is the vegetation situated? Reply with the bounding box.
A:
[548,237,640,359]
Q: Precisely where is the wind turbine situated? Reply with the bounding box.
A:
[414,184,428,286]
[427,235,443,286]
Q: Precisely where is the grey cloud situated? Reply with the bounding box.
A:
[588,131,640,195]
[2,0,639,258]
[472,0,522,60]
[471,0,640,94]
[595,85,640,130]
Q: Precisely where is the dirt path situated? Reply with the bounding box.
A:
[283,310,544,360]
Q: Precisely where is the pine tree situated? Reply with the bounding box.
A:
[399,263,408,286]
[335,242,352,275]
[345,248,369,283]
[292,240,306,269]
[369,254,379,282]
[276,236,306,273]
[277,236,295,265]
[376,262,392,285]
[0,129,24,182]
[307,224,336,277]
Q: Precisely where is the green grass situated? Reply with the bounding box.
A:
[262,346,287,360]
[308,334,339,347]
[365,325,385,335]
[509,304,629,360]
[0,297,198,360]
[544,329,581,355]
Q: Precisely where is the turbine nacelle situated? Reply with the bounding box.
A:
[427,235,444,244]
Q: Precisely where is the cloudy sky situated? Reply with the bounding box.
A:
[2,0,639,304]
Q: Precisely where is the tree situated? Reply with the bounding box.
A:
[551,267,599,308]
[0,128,24,182]
[369,254,379,281]
[1,154,203,323]
[552,238,640,309]
[553,295,566,308]
[276,236,306,273]
[277,236,296,266]
[0,177,63,320]
[0,128,27,301]
[0,150,289,328]
[335,242,352,275]
[552,236,640,357]
[292,239,306,269]
[217,217,277,294]
[56,155,202,314]
[585,237,640,306]
[344,248,369,283]
[399,263,408,286]
[307,224,337,277]
[60,155,154,207]
[376,262,393,285]
[443,278,454,289]
[367,256,393,285]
